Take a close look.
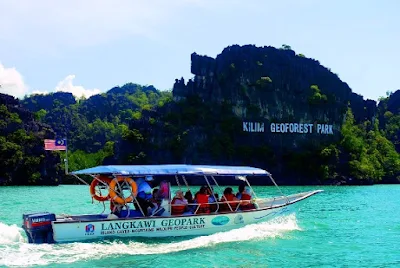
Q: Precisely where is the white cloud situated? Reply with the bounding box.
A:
[54,75,101,98]
[0,63,29,97]
[30,90,49,96]
[0,62,100,98]
[31,75,101,98]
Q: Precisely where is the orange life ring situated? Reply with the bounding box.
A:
[90,176,112,202]
[109,177,138,205]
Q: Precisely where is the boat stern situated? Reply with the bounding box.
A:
[22,212,56,244]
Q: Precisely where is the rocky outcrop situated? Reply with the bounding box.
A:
[22,92,76,112]
[0,93,62,185]
[378,89,400,153]
[173,45,359,151]
[349,93,377,122]
[387,90,400,113]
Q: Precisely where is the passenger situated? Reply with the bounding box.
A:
[195,186,210,214]
[207,187,218,212]
[184,190,193,203]
[135,176,156,216]
[136,176,154,199]
[184,190,197,213]
[241,186,252,199]
[236,184,246,199]
[240,187,255,211]
[220,187,239,212]
[207,187,218,202]
[158,180,170,200]
[150,188,160,207]
[171,190,188,215]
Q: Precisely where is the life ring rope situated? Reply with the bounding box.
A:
[109,177,138,205]
[90,176,112,202]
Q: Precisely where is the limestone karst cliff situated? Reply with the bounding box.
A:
[6,44,399,185]
[112,45,397,184]
[0,93,62,185]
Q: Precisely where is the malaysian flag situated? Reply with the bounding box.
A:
[44,139,67,151]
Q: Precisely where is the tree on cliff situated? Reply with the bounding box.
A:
[19,84,171,179]
[0,99,62,185]
[339,108,400,182]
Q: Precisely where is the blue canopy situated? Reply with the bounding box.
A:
[70,164,270,176]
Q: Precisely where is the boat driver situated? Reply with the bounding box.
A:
[135,176,156,216]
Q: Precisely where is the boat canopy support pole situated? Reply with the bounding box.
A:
[210,175,224,212]
[204,175,220,213]
[175,175,182,192]
[182,175,191,192]
[113,175,146,217]
[243,177,258,200]
[71,174,89,186]
[268,174,289,204]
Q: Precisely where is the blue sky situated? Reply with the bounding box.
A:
[0,0,398,100]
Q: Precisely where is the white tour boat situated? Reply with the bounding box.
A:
[22,164,323,244]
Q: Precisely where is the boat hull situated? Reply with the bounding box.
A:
[22,190,322,243]
[52,206,291,243]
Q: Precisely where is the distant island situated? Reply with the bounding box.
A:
[0,44,399,186]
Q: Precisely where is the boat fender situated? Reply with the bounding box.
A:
[90,176,112,202]
[109,177,138,204]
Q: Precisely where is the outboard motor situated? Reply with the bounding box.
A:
[22,212,56,244]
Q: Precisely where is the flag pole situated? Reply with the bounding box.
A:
[65,138,69,175]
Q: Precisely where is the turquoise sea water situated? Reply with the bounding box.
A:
[0,185,399,267]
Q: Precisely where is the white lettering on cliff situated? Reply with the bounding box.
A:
[243,122,264,132]
[269,123,334,135]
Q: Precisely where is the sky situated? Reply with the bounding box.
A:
[0,0,398,100]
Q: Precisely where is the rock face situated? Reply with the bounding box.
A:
[349,92,377,122]
[0,93,62,185]
[386,90,400,113]
[378,89,400,153]
[173,45,363,151]
[115,45,385,184]
[105,44,400,184]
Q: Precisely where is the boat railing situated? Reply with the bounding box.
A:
[170,199,257,215]
[72,172,288,218]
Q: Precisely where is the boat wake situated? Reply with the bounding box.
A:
[0,214,300,266]
[0,222,26,244]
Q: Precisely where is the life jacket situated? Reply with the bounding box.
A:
[224,193,236,201]
[240,193,254,210]
[196,193,210,214]
[220,193,239,211]
[171,198,186,215]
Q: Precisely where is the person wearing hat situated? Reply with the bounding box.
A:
[135,176,156,216]
[171,190,188,215]
[240,186,255,211]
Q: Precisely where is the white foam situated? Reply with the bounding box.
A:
[0,214,300,266]
[0,222,26,243]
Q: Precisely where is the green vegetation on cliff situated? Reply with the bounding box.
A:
[317,108,400,183]
[23,83,171,153]
[19,84,171,178]
[0,95,62,185]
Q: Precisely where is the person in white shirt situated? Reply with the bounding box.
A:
[135,176,156,216]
